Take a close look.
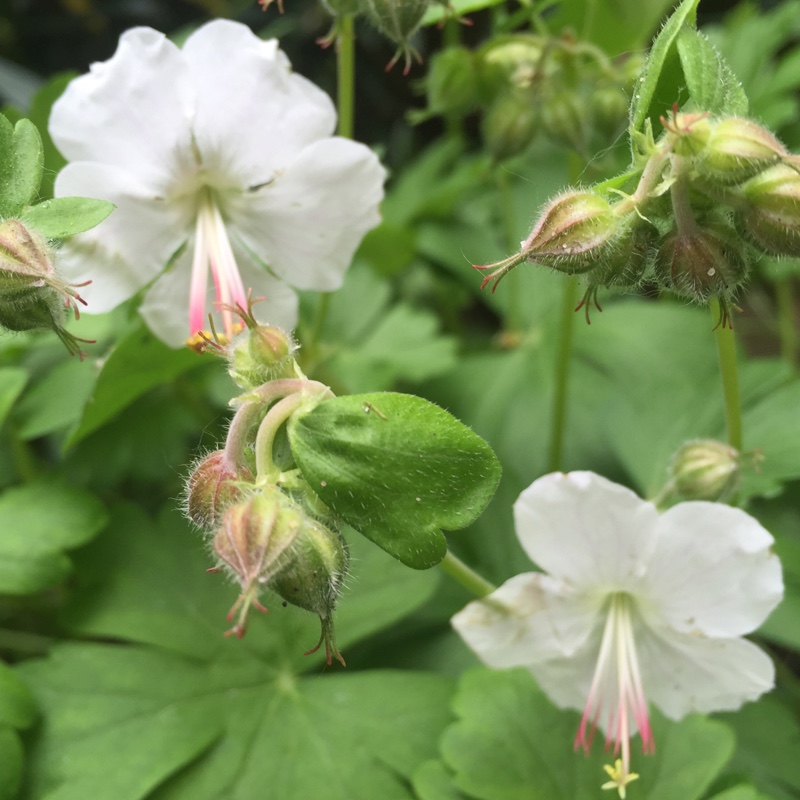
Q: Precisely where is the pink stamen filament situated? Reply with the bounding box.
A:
[574,594,654,781]
[189,194,249,341]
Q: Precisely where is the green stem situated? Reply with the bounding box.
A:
[711,298,743,451]
[775,277,798,368]
[546,275,580,471]
[439,550,497,598]
[336,15,356,140]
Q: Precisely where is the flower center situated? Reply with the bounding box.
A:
[574,592,654,797]
[186,189,248,348]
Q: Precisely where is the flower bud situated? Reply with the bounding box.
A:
[475,191,620,291]
[481,91,539,162]
[653,222,748,304]
[665,112,712,158]
[737,164,800,257]
[365,0,430,73]
[541,93,587,154]
[670,439,740,501]
[589,85,629,143]
[184,450,253,529]
[268,516,349,666]
[212,488,304,638]
[228,323,296,391]
[699,117,787,185]
[426,47,479,117]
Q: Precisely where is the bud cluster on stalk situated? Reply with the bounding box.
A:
[0,218,93,357]
[476,110,800,326]
[418,33,643,163]
[184,308,348,666]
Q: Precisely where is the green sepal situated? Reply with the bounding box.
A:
[288,392,501,569]
[21,197,115,239]
[0,115,43,218]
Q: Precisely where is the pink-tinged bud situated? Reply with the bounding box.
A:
[212,488,303,638]
[184,450,253,529]
[654,223,748,303]
[475,191,619,292]
[699,117,787,185]
[738,164,800,257]
[0,219,89,316]
[670,439,740,501]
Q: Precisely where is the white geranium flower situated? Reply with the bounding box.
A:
[452,471,783,798]
[49,19,386,347]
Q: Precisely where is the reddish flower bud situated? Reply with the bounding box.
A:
[475,191,620,291]
[184,450,253,529]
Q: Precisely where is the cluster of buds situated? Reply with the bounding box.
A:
[420,34,643,163]
[185,308,348,665]
[0,219,93,357]
[476,111,800,325]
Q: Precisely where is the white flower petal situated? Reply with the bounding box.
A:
[54,163,187,312]
[642,503,784,637]
[229,138,386,292]
[451,572,604,667]
[637,625,775,718]
[49,28,194,189]
[514,472,660,589]
[138,245,298,347]
[182,20,337,183]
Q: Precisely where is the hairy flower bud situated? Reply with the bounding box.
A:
[228,323,296,390]
[185,450,253,529]
[212,488,304,638]
[699,117,787,185]
[654,222,748,304]
[541,93,587,153]
[666,112,712,158]
[475,191,620,291]
[737,164,800,257]
[268,516,349,666]
[670,439,740,501]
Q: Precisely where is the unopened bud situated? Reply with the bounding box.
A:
[738,164,800,257]
[670,439,740,501]
[475,191,620,291]
[212,488,303,638]
[541,93,587,153]
[665,112,712,158]
[699,117,787,185]
[269,516,349,666]
[481,91,539,162]
[426,47,479,117]
[184,450,253,529]
[654,223,748,304]
[229,323,296,390]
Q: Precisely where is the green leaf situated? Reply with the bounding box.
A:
[677,27,749,116]
[19,644,453,800]
[709,787,775,800]
[0,482,108,594]
[65,324,206,449]
[438,668,735,799]
[630,0,700,134]
[288,392,502,569]
[413,760,470,800]
[0,115,43,218]
[0,727,24,800]
[21,197,115,239]
[0,367,27,430]
[0,661,37,729]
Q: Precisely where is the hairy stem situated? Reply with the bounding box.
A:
[711,298,743,451]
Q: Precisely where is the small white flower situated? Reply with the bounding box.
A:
[452,471,783,796]
[49,20,386,347]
